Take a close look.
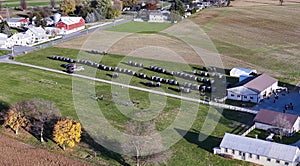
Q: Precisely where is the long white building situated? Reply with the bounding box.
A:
[215,133,300,166]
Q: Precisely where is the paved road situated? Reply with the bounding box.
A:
[0,58,257,114]
[2,19,130,58]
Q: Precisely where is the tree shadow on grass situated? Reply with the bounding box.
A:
[0,100,10,125]
[175,128,221,153]
[81,129,129,166]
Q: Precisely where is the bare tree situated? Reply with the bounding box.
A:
[27,99,61,142]
[272,114,291,142]
[12,99,61,142]
[279,0,283,6]
[50,0,56,9]
[122,121,171,166]
[20,0,27,10]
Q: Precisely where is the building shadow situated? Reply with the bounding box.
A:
[175,128,221,153]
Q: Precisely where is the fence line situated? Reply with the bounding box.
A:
[241,125,256,136]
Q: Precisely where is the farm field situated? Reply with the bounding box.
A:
[190,3,300,84]
[0,63,253,165]
[58,3,300,85]
[0,0,299,165]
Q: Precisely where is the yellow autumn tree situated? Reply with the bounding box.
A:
[53,118,82,150]
[4,109,26,135]
[61,0,76,14]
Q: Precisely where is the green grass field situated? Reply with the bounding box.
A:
[0,62,253,165]
[15,46,229,100]
[106,22,172,33]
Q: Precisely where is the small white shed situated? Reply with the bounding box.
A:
[230,68,257,77]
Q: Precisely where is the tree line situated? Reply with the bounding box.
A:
[1,99,172,165]
[3,99,81,150]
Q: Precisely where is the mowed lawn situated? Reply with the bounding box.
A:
[0,63,253,165]
[15,46,229,100]
[105,21,172,33]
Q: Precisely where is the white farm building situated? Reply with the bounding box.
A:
[227,74,278,103]
[215,133,300,166]
[230,68,257,77]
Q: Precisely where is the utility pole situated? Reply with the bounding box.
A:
[6,4,9,19]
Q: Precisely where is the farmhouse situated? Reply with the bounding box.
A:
[6,17,28,28]
[254,110,300,136]
[0,33,8,48]
[56,17,85,34]
[26,26,48,43]
[148,11,170,23]
[6,32,33,47]
[215,133,300,166]
[5,26,48,47]
[227,74,278,103]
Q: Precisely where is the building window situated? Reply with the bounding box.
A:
[244,96,247,98]
[285,162,289,165]
[267,158,271,162]
[231,94,234,97]
[256,155,260,160]
[276,160,280,164]
[237,95,240,97]
[225,148,228,153]
[239,151,242,156]
[250,97,254,99]
[249,153,252,158]
[232,150,235,154]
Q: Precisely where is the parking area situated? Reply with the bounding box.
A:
[252,89,300,115]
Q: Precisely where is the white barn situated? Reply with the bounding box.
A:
[227,74,278,103]
[254,110,300,136]
[215,133,300,166]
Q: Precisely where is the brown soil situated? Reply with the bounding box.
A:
[0,134,88,166]
[231,0,300,7]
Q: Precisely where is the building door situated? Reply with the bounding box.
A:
[242,153,245,160]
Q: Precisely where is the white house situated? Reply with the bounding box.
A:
[148,11,170,23]
[6,17,28,28]
[254,110,300,136]
[6,32,33,47]
[215,133,300,166]
[0,33,8,48]
[26,26,48,43]
[5,26,48,47]
[227,74,278,103]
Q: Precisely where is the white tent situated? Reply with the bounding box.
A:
[230,68,257,77]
